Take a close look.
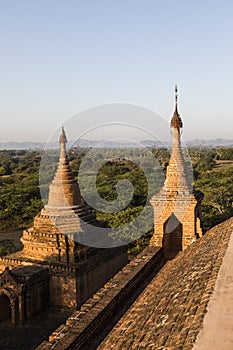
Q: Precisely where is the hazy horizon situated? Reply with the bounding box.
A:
[1,136,233,145]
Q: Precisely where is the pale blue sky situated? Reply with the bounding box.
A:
[0,0,232,142]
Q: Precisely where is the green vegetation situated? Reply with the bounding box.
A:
[0,147,232,254]
[188,147,233,231]
[195,167,233,231]
[0,239,15,256]
[0,150,43,230]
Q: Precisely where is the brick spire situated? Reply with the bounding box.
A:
[21,127,99,263]
[150,86,204,253]
[164,85,191,193]
[46,127,82,209]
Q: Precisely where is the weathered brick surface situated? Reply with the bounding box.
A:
[150,106,204,254]
[36,246,166,350]
[98,217,233,349]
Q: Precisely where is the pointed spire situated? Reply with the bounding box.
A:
[59,126,67,145]
[171,85,183,129]
[175,84,178,104]
[46,127,82,208]
[163,85,191,193]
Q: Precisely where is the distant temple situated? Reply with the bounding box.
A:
[0,127,127,325]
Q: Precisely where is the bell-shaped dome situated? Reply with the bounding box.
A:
[170,103,183,129]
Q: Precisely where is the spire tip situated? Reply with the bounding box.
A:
[175,84,178,105]
[170,85,183,129]
[59,126,67,144]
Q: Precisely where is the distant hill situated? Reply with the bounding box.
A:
[142,139,233,148]
[185,139,233,147]
[0,138,233,150]
[0,141,47,150]
[0,140,101,150]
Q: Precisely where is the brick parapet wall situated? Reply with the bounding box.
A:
[74,247,126,274]
[36,246,166,350]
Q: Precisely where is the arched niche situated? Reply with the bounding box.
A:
[0,289,18,325]
[163,213,182,259]
[0,293,11,322]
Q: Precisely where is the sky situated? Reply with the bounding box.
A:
[0,0,232,142]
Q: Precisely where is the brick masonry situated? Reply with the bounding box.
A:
[36,246,166,350]
[150,104,203,256]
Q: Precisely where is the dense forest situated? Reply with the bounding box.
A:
[0,147,233,255]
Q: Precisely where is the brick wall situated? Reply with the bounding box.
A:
[36,246,166,350]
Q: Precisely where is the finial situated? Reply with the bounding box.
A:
[59,126,67,144]
[170,85,183,129]
[175,84,178,105]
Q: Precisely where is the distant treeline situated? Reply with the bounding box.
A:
[0,147,232,253]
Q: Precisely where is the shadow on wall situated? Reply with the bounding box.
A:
[163,213,182,260]
[0,294,11,322]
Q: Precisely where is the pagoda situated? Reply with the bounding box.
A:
[0,128,127,324]
[150,86,203,258]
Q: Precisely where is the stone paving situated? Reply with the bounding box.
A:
[98,217,233,350]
